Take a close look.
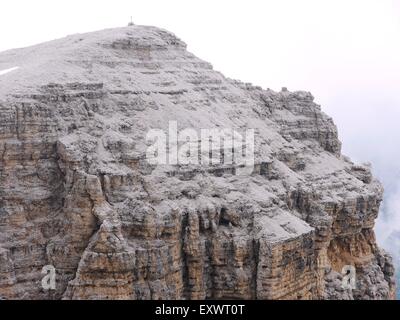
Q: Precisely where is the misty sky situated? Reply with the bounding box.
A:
[1,0,400,249]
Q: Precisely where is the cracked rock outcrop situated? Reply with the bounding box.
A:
[0,26,395,299]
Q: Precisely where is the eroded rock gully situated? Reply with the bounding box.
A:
[0,26,395,299]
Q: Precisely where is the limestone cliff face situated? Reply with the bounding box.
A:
[0,26,395,300]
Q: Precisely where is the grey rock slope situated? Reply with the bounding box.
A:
[0,26,395,299]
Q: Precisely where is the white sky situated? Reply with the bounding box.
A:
[1,0,400,242]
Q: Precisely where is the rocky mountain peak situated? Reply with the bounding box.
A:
[0,26,395,300]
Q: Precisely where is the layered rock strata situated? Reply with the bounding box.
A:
[0,26,395,299]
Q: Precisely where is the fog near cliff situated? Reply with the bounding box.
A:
[1,0,399,255]
[325,87,400,261]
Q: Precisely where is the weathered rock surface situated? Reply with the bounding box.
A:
[0,26,395,299]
